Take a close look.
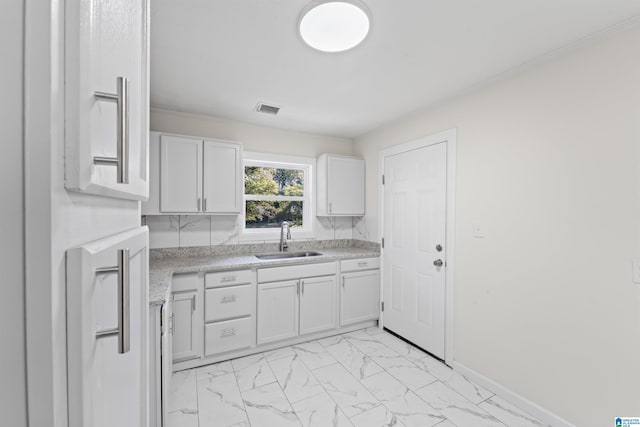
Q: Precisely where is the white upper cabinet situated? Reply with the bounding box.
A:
[316,154,365,216]
[160,135,201,213]
[64,0,149,200]
[142,132,242,215]
[203,140,242,213]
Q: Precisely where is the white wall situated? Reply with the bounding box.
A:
[354,24,640,426]
[0,1,27,426]
[147,109,356,248]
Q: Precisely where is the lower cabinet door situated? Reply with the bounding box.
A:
[171,291,202,362]
[340,270,380,326]
[257,280,299,345]
[205,317,253,356]
[299,276,337,335]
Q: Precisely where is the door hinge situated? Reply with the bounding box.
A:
[382,174,385,185]
[381,237,384,248]
[381,301,384,312]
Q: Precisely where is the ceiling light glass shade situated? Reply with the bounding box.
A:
[299,1,370,53]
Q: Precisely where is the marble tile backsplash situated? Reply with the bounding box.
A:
[144,215,355,249]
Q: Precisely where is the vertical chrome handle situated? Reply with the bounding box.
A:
[203,198,207,212]
[197,197,201,211]
[93,77,129,184]
[117,249,130,354]
[342,276,345,288]
[296,280,300,295]
[95,248,130,354]
[191,295,196,312]
[301,280,305,295]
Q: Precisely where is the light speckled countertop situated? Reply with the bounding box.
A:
[149,240,380,306]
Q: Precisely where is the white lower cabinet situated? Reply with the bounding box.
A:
[205,317,253,356]
[257,280,300,345]
[257,262,338,345]
[203,269,256,357]
[170,258,379,371]
[340,258,381,326]
[299,276,337,335]
[171,290,202,362]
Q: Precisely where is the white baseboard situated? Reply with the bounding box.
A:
[450,361,575,427]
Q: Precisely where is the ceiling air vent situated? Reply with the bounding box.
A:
[255,103,280,115]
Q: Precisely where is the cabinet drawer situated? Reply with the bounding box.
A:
[205,317,253,356]
[172,273,199,292]
[340,257,379,272]
[258,262,337,283]
[205,269,253,288]
[205,284,253,322]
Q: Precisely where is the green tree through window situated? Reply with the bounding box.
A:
[244,166,305,228]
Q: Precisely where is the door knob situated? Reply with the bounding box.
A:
[433,259,444,267]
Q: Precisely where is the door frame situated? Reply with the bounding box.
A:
[378,128,457,365]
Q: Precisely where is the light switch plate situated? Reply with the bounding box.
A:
[473,223,485,238]
[633,258,640,284]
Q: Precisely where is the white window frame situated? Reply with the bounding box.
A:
[241,152,314,241]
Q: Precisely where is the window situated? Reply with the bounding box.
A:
[242,152,313,238]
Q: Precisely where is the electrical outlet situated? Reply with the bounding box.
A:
[633,258,640,284]
[473,223,485,238]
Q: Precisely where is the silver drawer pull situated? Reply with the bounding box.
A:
[93,77,129,184]
[357,261,368,267]
[220,275,237,283]
[220,295,236,303]
[220,328,236,337]
[95,248,130,354]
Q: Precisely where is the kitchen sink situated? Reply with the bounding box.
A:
[255,251,322,260]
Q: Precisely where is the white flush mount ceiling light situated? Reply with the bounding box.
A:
[299,1,371,53]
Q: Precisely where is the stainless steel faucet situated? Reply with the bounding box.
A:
[280,221,291,252]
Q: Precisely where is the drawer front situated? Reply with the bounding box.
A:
[205,269,253,288]
[258,262,337,283]
[205,284,253,322]
[340,257,380,273]
[205,317,253,356]
[172,272,199,292]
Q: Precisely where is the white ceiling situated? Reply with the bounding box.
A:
[150,1,640,138]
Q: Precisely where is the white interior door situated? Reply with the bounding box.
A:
[66,227,148,427]
[382,142,447,359]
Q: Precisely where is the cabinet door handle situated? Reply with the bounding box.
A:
[221,275,237,283]
[329,202,332,214]
[220,328,236,337]
[203,198,207,212]
[301,280,305,295]
[220,295,236,303]
[197,197,201,212]
[342,276,345,288]
[357,261,368,268]
[95,248,131,354]
[93,77,129,184]
[296,280,300,295]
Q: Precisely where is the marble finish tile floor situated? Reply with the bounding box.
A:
[168,328,548,427]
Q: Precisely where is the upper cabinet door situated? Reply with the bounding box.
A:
[203,140,242,214]
[317,154,365,216]
[65,0,150,200]
[160,135,202,213]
